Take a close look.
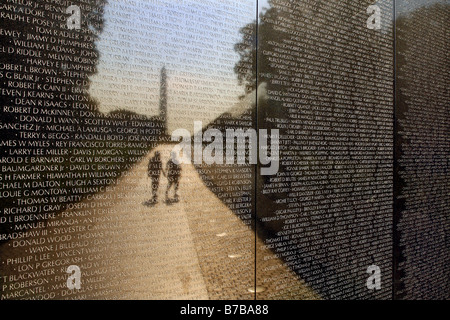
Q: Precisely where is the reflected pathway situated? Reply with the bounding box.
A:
[0,144,319,300]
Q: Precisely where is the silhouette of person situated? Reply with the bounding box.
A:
[165,151,182,203]
[148,151,163,203]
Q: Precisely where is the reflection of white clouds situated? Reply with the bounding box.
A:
[90,0,256,130]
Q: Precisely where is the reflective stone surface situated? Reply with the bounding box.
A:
[0,0,448,300]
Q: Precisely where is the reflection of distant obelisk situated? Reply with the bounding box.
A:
[159,66,168,137]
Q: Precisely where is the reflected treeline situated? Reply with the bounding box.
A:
[394,3,449,300]
[194,103,257,228]
[0,0,163,237]
[198,0,395,299]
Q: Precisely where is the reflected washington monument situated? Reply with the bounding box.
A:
[0,0,447,301]
[160,66,169,138]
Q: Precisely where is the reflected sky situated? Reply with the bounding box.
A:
[90,0,256,133]
[396,0,449,15]
[89,0,446,133]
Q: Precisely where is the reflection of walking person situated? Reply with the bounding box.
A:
[165,151,182,203]
[148,151,163,204]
